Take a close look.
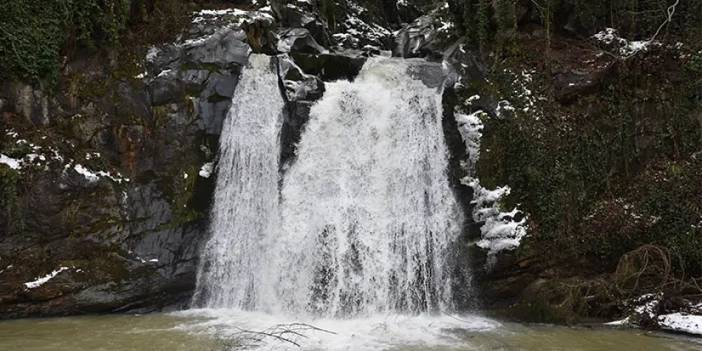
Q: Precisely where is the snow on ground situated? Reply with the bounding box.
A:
[658,313,702,335]
[24,267,71,289]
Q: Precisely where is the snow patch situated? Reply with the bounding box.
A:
[74,164,100,182]
[146,46,160,62]
[454,107,527,262]
[199,162,214,178]
[0,154,22,170]
[593,28,656,57]
[605,317,630,326]
[658,313,702,335]
[455,111,484,174]
[73,163,129,184]
[496,100,515,118]
[465,94,480,105]
[24,267,71,289]
[467,178,527,259]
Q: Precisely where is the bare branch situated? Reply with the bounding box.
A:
[649,0,680,43]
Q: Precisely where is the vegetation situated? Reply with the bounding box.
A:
[460,0,702,319]
[0,166,21,236]
[448,0,702,52]
[0,0,191,84]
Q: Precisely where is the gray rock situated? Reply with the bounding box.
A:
[393,15,446,59]
[405,59,451,89]
[184,28,250,68]
[278,55,325,101]
[553,64,614,103]
[276,28,327,54]
[149,76,187,106]
[10,82,50,125]
[290,52,366,82]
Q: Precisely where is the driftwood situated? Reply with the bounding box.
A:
[217,322,337,349]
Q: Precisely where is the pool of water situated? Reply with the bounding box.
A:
[0,310,699,351]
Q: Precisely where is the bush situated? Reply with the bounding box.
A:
[474,42,702,276]
[0,0,192,84]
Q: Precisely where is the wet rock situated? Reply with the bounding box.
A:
[276,55,325,172]
[276,28,327,54]
[272,0,333,48]
[290,52,366,82]
[393,15,447,59]
[183,28,250,69]
[277,55,325,101]
[397,0,423,23]
[406,59,452,88]
[4,82,50,125]
[145,46,182,76]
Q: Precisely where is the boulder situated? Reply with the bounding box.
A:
[290,53,366,82]
[276,28,327,55]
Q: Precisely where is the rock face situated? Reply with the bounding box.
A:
[0,9,254,319]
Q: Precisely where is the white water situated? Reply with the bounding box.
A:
[195,56,464,319]
[193,54,284,308]
[177,309,500,351]
[272,58,463,316]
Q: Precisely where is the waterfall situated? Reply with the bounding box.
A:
[194,56,464,317]
[193,54,284,308]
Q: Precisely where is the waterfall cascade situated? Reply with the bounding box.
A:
[194,55,464,317]
[193,54,284,308]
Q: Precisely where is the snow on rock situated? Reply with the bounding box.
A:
[3,130,128,183]
[593,28,656,57]
[454,111,484,174]
[495,100,515,118]
[74,164,100,182]
[191,7,273,27]
[633,293,661,319]
[24,267,71,289]
[454,108,527,263]
[465,94,480,105]
[0,154,22,170]
[72,164,129,184]
[199,162,214,178]
[466,178,527,260]
[146,46,160,63]
[608,294,702,335]
[658,313,702,335]
[331,1,393,49]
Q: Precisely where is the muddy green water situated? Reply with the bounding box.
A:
[0,312,700,351]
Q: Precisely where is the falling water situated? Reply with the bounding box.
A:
[194,56,464,317]
[272,58,463,316]
[193,54,284,308]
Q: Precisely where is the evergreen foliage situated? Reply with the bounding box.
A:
[0,0,189,84]
[0,0,131,83]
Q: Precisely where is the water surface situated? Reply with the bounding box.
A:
[1,310,699,351]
